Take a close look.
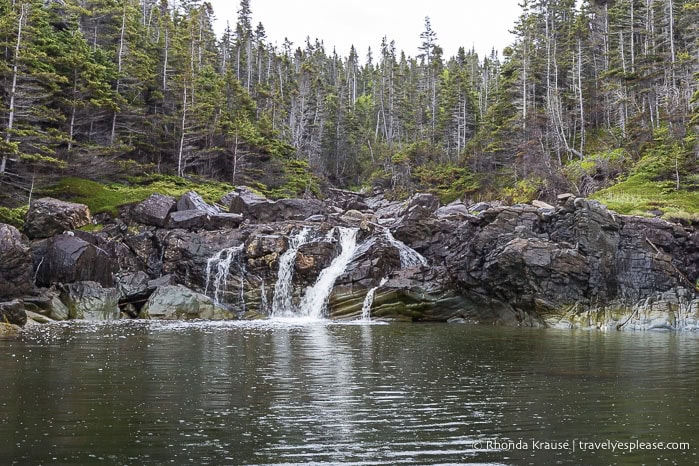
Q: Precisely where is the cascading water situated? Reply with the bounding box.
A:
[271,228,311,317]
[383,229,428,268]
[298,227,359,319]
[360,277,388,321]
[204,244,244,305]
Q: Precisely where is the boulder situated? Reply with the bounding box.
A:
[24,197,91,239]
[131,194,176,227]
[0,223,34,299]
[177,191,219,215]
[227,187,273,219]
[227,187,327,223]
[0,300,27,326]
[34,234,116,287]
[23,289,69,321]
[59,281,120,320]
[141,285,236,320]
[205,213,244,230]
[167,209,207,230]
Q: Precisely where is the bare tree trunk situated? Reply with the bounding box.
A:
[1,3,25,175]
[111,1,127,146]
[177,85,187,177]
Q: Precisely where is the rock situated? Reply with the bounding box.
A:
[227,187,327,223]
[557,193,575,204]
[177,191,219,215]
[435,202,470,220]
[227,187,273,219]
[276,198,327,221]
[59,281,120,320]
[468,202,492,213]
[34,234,116,287]
[131,194,176,227]
[141,285,236,320]
[25,310,54,324]
[116,271,151,300]
[532,200,554,210]
[0,323,21,337]
[167,209,207,230]
[123,232,161,276]
[205,213,244,230]
[295,240,338,279]
[0,300,27,326]
[24,197,91,239]
[22,289,69,321]
[0,223,34,299]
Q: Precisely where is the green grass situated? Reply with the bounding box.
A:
[41,175,235,217]
[0,205,29,229]
[591,174,699,223]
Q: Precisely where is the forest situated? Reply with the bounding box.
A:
[0,0,698,225]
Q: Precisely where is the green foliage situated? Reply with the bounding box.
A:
[413,163,479,203]
[592,127,699,221]
[502,179,542,204]
[261,159,321,199]
[0,205,29,229]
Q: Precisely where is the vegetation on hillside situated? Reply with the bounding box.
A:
[0,0,697,219]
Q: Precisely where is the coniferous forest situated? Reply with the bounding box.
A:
[0,0,698,223]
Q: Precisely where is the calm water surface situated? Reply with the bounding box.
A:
[1,321,698,465]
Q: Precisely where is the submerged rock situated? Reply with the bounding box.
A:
[59,281,120,321]
[141,285,236,320]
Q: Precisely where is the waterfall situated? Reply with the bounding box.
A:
[271,228,311,317]
[383,229,427,268]
[298,227,359,319]
[204,244,244,305]
[361,277,388,321]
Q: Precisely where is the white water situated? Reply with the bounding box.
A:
[360,277,388,321]
[271,228,311,317]
[383,229,428,268]
[298,227,359,319]
[204,244,244,305]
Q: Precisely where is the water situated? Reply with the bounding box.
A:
[2,323,697,465]
[361,277,388,321]
[271,228,311,317]
[383,229,428,268]
[298,227,359,319]
[204,244,244,305]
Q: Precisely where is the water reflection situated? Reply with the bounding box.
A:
[1,322,697,465]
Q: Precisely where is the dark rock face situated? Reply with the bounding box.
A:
[12,186,699,328]
[24,197,91,239]
[131,194,176,227]
[0,223,34,299]
[442,199,699,321]
[34,234,116,287]
[0,300,27,326]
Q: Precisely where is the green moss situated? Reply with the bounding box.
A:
[592,173,699,222]
[42,175,235,217]
[0,206,29,229]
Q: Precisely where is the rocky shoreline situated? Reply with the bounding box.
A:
[2,188,699,333]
